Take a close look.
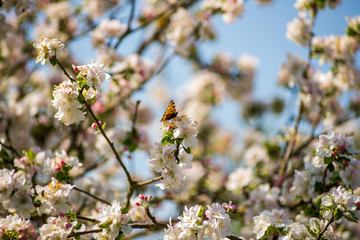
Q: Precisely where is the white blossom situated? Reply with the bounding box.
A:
[33,37,65,65]
[93,201,132,239]
[51,80,85,126]
[35,178,74,215]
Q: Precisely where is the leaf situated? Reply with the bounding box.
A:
[334,208,343,220]
[50,57,57,66]
[328,162,334,172]
[23,149,35,161]
[324,156,333,164]
[183,146,191,154]
[99,221,112,229]
[73,222,83,230]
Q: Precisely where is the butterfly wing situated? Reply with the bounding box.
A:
[160,100,178,122]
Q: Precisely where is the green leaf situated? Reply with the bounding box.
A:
[334,208,343,220]
[328,162,334,172]
[324,156,333,164]
[197,205,204,218]
[175,138,183,143]
[24,149,35,161]
[50,57,57,66]
[99,221,112,229]
[121,207,129,214]
[73,222,83,230]
[183,147,191,154]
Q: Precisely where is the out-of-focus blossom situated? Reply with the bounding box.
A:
[51,80,85,126]
[286,17,313,46]
[33,37,65,65]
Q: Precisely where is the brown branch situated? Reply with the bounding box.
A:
[317,217,334,240]
[68,229,102,238]
[137,176,163,187]
[279,101,304,176]
[73,186,111,205]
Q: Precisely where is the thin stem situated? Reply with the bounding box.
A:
[322,164,329,189]
[317,217,334,240]
[137,176,163,187]
[132,100,141,135]
[144,206,166,227]
[73,186,111,205]
[57,60,74,81]
[77,215,98,223]
[56,59,134,186]
[279,101,303,176]
[83,101,134,185]
[68,229,102,238]
[0,141,21,158]
[279,14,317,176]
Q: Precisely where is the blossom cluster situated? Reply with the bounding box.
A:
[164,202,233,239]
[149,114,198,189]
[33,37,65,65]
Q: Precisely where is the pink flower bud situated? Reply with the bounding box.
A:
[135,202,140,206]
[332,151,337,156]
[73,66,79,72]
[91,121,102,129]
[338,146,345,152]
[65,222,73,229]
[356,202,360,209]
[59,160,66,166]
[59,213,65,217]
[54,166,61,171]
[344,161,349,167]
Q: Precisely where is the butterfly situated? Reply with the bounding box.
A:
[160,100,178,122]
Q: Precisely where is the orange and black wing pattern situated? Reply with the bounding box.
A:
[160,100,178,122]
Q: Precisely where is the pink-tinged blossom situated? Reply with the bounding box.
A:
[164,203,233,240]
[0,169,35,218]
[33,37,65,65]
[0,214,38,240]
[35,178,74,215]
[253,209,292,239]
[321,186,360,222]
[93,201,132,239]
[173,116,199,148]
[205,203,232,238]
[203,0,244,23]
[51,80,85,126]
[286,17,312,46]
[73,60,110,90]
[39,216,81,240]
[90,19,126,46]
[225,167,253,193]
[166,8,195,47]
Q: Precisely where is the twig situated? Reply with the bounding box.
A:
[0,141,21,158]
[56,59,134,186]
[137,176,163,187]
[132,100,141,135]
[77,215,98,223]
[279,101,303,176]
[73,186,111,206]
[68,229,102,238]
[316,217,334,240]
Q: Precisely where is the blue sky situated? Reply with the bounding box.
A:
[70,0,360,134]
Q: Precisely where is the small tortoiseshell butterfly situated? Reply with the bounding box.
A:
[160,100,178,122]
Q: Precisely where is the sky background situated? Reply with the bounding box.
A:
[70,0,360,133]
[72,0,360,188]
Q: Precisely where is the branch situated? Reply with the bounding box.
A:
[56,59,135,186]
[137,176,163,187]
[316,217,334,240]
[73,186,111,205]
[279,101,303,176]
